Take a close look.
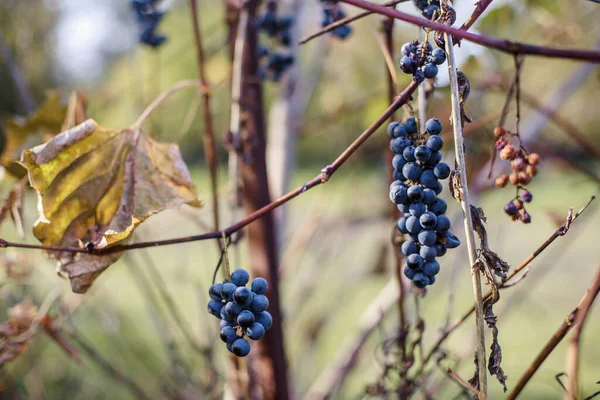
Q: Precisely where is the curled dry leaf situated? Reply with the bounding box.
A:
[20,119,201,293]
[0,299,38,365]
[0,178,26,237]
[1,91,67,176]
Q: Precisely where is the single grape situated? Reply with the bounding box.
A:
[390,184,408,204]
[426,135,443,152]
[234,287,254,307]
[430,48,446,65]
[387,121,401,137]
[251,277,268,295]
[426,150,442,166]
[237,310,255,327]
[420,246,437,262]
[209,283,223,301]
[246,322,266,340]
[397,216,409,234]
[208,299,224,318]
[221,282,237,301]
[398,203,410,214]
[404,266,417,280]
[402,240,419,256]
[251,294,269,313]
[423,63,438,79]
[413,69,425,84]
[420,170,438,189]
[413,273,430,288]
[403,162,422,181]
[425,118,443,135]
[434,162,451,179]
[390,137,411,154]
[407,253,424,269]
[429,198,447,215]
[401,41,416,56]
[434,243,447,257]
[404,117,418,134]
[400,56,417,74]
[414,145,432,162]
[392,123,408,138]
[407,185,424,202]
[435,215,451,233]
[409,202,426,217]
[403,146,416,162]
[255,311,273,330]
[225,301,242,317]
[392,154,407,171]
[231,269,250,286]
[418,230,437,246]
[444,232,461,249]
[433,181,443,195]
[521,190,533,203]
[393,170,405,181]
[504,202,518,216]
[231,338,251,357]
[419,211,438,229]
[220,319,236,330]
[422,189,437,205]
[428,275,436,285]
[423,260,440,276]
[406,215,422,234]
[521,211,532,224]
[220,326,238,343]
[220,306,235,322]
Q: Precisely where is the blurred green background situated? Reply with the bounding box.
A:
[0,0,599,399]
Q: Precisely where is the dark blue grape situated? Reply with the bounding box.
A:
[406,216,422,234]
[407,185,424,202]
[434,162,451,179]
[418,230,437,246]
[387,121,401,137]
[402,241,419,256]
[208,299,223,318]
[255,311,273,330]
[414,145,432,161]
[390,184,408,204]
[423,260,440,276]
[231,269,250,286]
[521,190,533,203]
[391,123,408,138]
[220,326,238,343]
[422,189,437,205]
[420,170,438,189]
[413,273,430,288]
[419,211,437,229]
[225,301,242,317]
[404,266,417,280]
[398,203,410,214]
[403,162,422,181]
[426,151,442,166]
[220,306,235,322]
[401,41,416,56]
[407,253,424,269]
[251,278,268,295]
[220,319,236,330]
[434,243,447,257]
[433,181,443,195]
[209,283,223,301]
[392,154,407,171]
[393,170,405,181]
[232,338,251,357]
[444,232,461,249]
[233,287,254,306]
[426,135,443,152]
[246,322,266,340]
[423,63,438,79]
[425,118,443,135]
[435,215,451,233]
[428,275,436,285]
[333,25,352,39]
[504,202,518,216]
[237,310,255,327]
[422,4,440,20]
[413,69,425,84]
[420,246,437,261]
[397,216,409,233]
[430,48,446,65]
[390,137,411,154]
[404,117,418,134]
[409,202,426,217]
[403,146,416,162]
[400,56,417,74]
[251,294,269,313]
[429,198,447,215]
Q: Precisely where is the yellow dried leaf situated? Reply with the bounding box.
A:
[2,91,67,173]
[20,119,201,293]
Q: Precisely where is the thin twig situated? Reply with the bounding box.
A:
[338,0,600,62]
[506,265,600,400]
[424,196,596,366]
[447,368,491,400]
[299,0,408,45]
[189,0,220,231]
[0,82,419,256]
[457,0,494,33]
[445,32,488,394]
[564,266,600,400]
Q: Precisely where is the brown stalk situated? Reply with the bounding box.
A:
[447,368,491,400]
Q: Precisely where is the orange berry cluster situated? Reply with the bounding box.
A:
[493,126,540,223]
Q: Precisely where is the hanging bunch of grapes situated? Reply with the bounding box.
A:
[207,269,273,357]
[257,6,295,81]
[413,0,441,20]
[399,41,446,84]
[130,0,167,48]
[319,0,352,39]
[388,117,460,288]
[493,127,540,224]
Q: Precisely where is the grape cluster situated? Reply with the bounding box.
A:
[257,10,295,81]
[320,0,352,39]
[399,41,446,84]
[388,117,460,288]
[207,269,273,357]
[413,0,441,20]
[493,126,540,224]
[130,0,167,48]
